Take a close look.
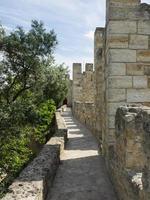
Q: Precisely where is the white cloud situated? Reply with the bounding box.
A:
[84,31,94,41]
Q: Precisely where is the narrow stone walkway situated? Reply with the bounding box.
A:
[47,108,117,200]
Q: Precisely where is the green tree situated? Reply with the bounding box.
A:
[0,20,57,105]
[0,20,69,197]
[43,63,69,106]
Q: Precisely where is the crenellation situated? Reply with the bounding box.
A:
[85,63,93,71]
[72,1,150,199]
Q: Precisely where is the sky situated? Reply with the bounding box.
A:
[0,0,150,75]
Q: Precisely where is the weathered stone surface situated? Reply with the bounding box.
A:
[72,1,150,200]
[108,89,126,102]
[127,89,150,102]
[108,0,140,7]
[129,34,149,49]
[108,76,132,88]
[133,76,148,88]
[109,49,136,62]
[126,63,144,75]
[108,63,126,76]
[113,105,150,200]
[138,20,150,34]
[108,21,137,34]
[107,102,125,115]
[107,34,128,48]
[85,63,93,71]
[108,115,115,128]
[2,110,68,200]
[137,50,150,62]
[144,65,150,75]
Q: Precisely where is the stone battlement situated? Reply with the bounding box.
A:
[112,105,150,200]
[72,0,150,199]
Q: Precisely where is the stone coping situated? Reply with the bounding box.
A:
[2,108,68,200]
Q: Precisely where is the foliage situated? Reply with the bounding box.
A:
[33,99,56,143]
[44,63,69,106]
[0,20,69,197]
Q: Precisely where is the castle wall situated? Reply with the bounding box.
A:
[72,1,150,199]
[94,28,105,143]
[105,1,150,199]
[105,0,150,160]
[72,63,97,132]
[72,63,82,107]
[112,105,150,200]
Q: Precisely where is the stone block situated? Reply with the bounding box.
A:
[144,65,150,75]
[133,76,148,88]
[108,102,125,115]
[108,63,126,76]
[137,50,150,62]
[108,0,140,7]
[126,63,144,75]
[127,89,150,102]
[129,34,149,49]
[108,116,115,129]
[108,89,126,102]
[85,63,93,71]
[107,34,128,48]
[108,76,132,88]
[148,77,150,88]
[108,21,137,34]
[108,6,141,21]
[138,21,150,35]
[109,49,136,62]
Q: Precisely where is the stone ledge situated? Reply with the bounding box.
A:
[2,109,68,200]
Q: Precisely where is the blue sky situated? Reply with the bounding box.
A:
[0,0,150,74]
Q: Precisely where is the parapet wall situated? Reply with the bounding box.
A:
[73,102,96,132]
[72,63,97,133]
[111,105,150,200]
[2,109,68,200]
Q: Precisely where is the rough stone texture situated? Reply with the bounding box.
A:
[108,76,132,89]
[71,0,150,199]
[110,105,150,200]
[66,78,72,107]
[47,108,117,200]
[129,34,149,50]
[94,27,105,143]
[126,63,144,76]
[109,49,137,63]
[72,63,97,135]
[72,63,82,107]
[127,89,150,102]
[73,102,96,133]
[107,21,137,34]
[2,110,68,200]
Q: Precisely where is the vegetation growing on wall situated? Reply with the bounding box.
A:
[0,20,69,197]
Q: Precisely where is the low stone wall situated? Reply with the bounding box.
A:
[110,105,150,200]
[73,101,96,134]
[2,109,68,200]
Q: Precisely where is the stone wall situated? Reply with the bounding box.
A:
[2,109,68,200]
[72,63,97,133]
[111,105,150,200]
[72,0,150,199]
[105,0,150,160]
[94,27,105,143]
[67,79,72,107]
[73,101,96,132]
